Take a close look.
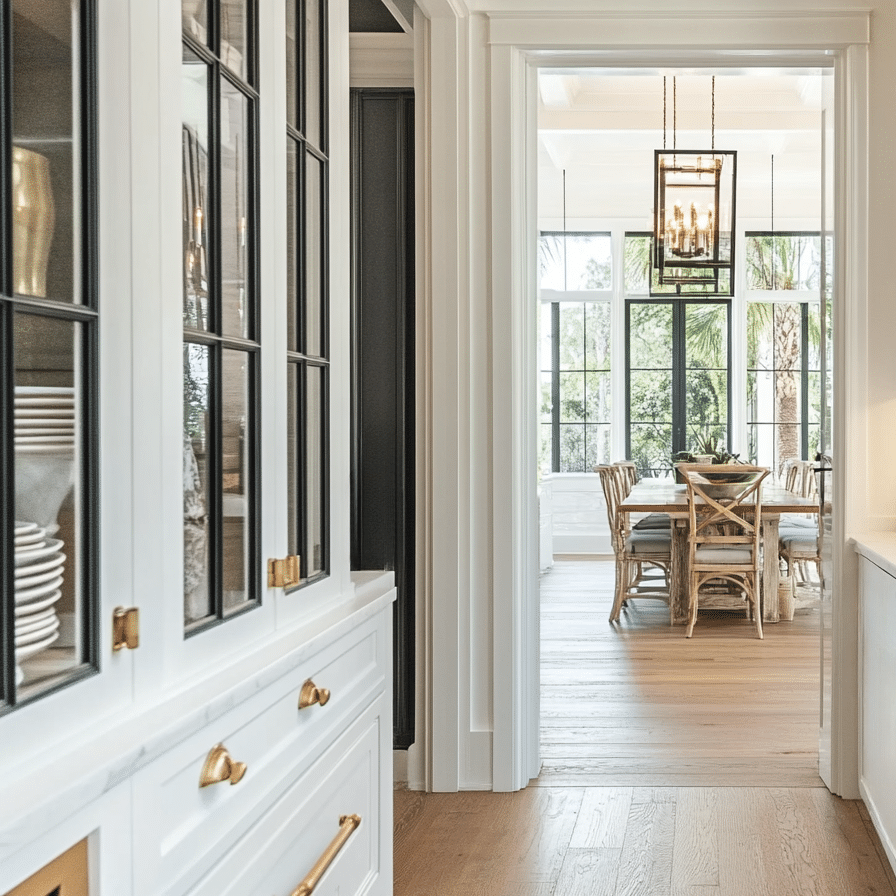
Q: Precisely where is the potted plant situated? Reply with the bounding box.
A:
[672,431,741,481]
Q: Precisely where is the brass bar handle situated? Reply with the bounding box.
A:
[298,679,331,709]
[291,814,362,896]
[199,743,248,787]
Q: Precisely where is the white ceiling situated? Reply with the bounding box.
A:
[538,68,833,230]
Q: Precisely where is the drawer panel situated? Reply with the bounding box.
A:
[133,609,388,896]
[188,704,383,896]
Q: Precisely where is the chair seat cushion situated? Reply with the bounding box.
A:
[633,513,672,530]
[780,514,816,529]
[694,546,753,564]
[626,531,672,555]
[780,531,818,554]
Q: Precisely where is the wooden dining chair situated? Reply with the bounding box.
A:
[779,459,820,585]
[596,465,672,624]
[678,464,770,639]
[612,460,671,532]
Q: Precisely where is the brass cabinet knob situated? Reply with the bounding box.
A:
[199,743,247,787]
[298,679,331,710]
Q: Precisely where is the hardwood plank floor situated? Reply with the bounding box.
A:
[392,559,896,895]
[538,558,821,788]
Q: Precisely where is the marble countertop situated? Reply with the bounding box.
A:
[851,531,896,578]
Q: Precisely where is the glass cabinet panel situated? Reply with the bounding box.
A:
[285,0,329,588]
[182,0,259,634]
[3,0,97,710]
[220,78,250,340]
[303,364,326,579]
[304,0,323,148]
[13,315,90,700]
[305,152,324,358]
[182,48,211,330]
[221,0,249,83]
[12,0,79,305]
[183,342,212,625]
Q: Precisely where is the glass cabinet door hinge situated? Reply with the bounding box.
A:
[268,555,300,588]
[112,606,140,651]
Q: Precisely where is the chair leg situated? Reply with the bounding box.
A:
[685,575,698,638]
[752,577,763,639]
[609,556,626,622]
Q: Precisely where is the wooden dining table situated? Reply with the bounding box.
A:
[618,479,819,624]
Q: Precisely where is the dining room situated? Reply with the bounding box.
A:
[535,64,832,786]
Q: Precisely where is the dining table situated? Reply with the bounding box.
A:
[618,478,819,624]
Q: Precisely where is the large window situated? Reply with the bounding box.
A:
[2,0,98,708]
[182,0,260,631]
[539,232,612,473]
[624,234,730,477]
[745,232,832,472]
[286,0,329,585]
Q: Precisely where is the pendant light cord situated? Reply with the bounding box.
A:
[562,168,567,291]
[771,154,776,290]
[663,75,666,152]
[711,76,715,151]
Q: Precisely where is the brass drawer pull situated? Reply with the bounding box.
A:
[198,743,248,787]
[298,679,331,709]
[291,814,362,896]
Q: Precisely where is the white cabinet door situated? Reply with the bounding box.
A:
[0,784,132,895]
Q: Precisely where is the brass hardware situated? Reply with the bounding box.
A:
[268,555,301,588]
[298,679,331,710]
[112,606,140,651]
[199,743,248,787]
[291,814,362,896]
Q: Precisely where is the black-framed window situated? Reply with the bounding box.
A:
[538,232,612,474]
[182,0,260,632]
[745,232,832,472]
[625,234,731,477]
[286,0,329,586]
[2,0,99,710]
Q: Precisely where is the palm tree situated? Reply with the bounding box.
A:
[746,234,824,470]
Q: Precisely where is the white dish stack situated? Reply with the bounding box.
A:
[12,385,74,683]
[14,522,65,683]
[14,385,75,455]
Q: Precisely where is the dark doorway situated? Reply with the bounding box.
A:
[350,88,415,749]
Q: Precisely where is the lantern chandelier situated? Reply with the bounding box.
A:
[652,76,737,297]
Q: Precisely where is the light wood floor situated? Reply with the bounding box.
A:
[394,559,896,895]
[539,558,820,788]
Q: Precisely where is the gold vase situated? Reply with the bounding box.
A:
[12,145,56,298]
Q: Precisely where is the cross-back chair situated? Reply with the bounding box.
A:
[596,464,671,624]
[678,463,770,639]
[779,458,821,586]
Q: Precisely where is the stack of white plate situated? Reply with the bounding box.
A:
[14,385,75,454]
[14,521,65,675]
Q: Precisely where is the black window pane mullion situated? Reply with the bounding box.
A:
[209,60,221,336]
[801,301,810,459]
[81,0,99,313]
[209,340,223,618]
[551,302,560,473]
[672,301,685,454]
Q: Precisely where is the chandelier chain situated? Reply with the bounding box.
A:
[712,75,715,151]
[673,76,677,152]
[663,76,666,150]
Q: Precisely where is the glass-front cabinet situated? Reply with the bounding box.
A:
[181,0,260,633]
[2,0,98,710]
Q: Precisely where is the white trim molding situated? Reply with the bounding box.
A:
[417,2,871,798]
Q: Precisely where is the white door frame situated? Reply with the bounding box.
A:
[487,13,869,796]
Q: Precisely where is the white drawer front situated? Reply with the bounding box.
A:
[133,611,387,896]
[188,705,383,896]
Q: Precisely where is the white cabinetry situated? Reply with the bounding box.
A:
[856,546,896,874]
[0,574,395,896]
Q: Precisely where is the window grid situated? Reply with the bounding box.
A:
[182,0,261,634]
[1,0,100,710]
[286,0,329,588]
